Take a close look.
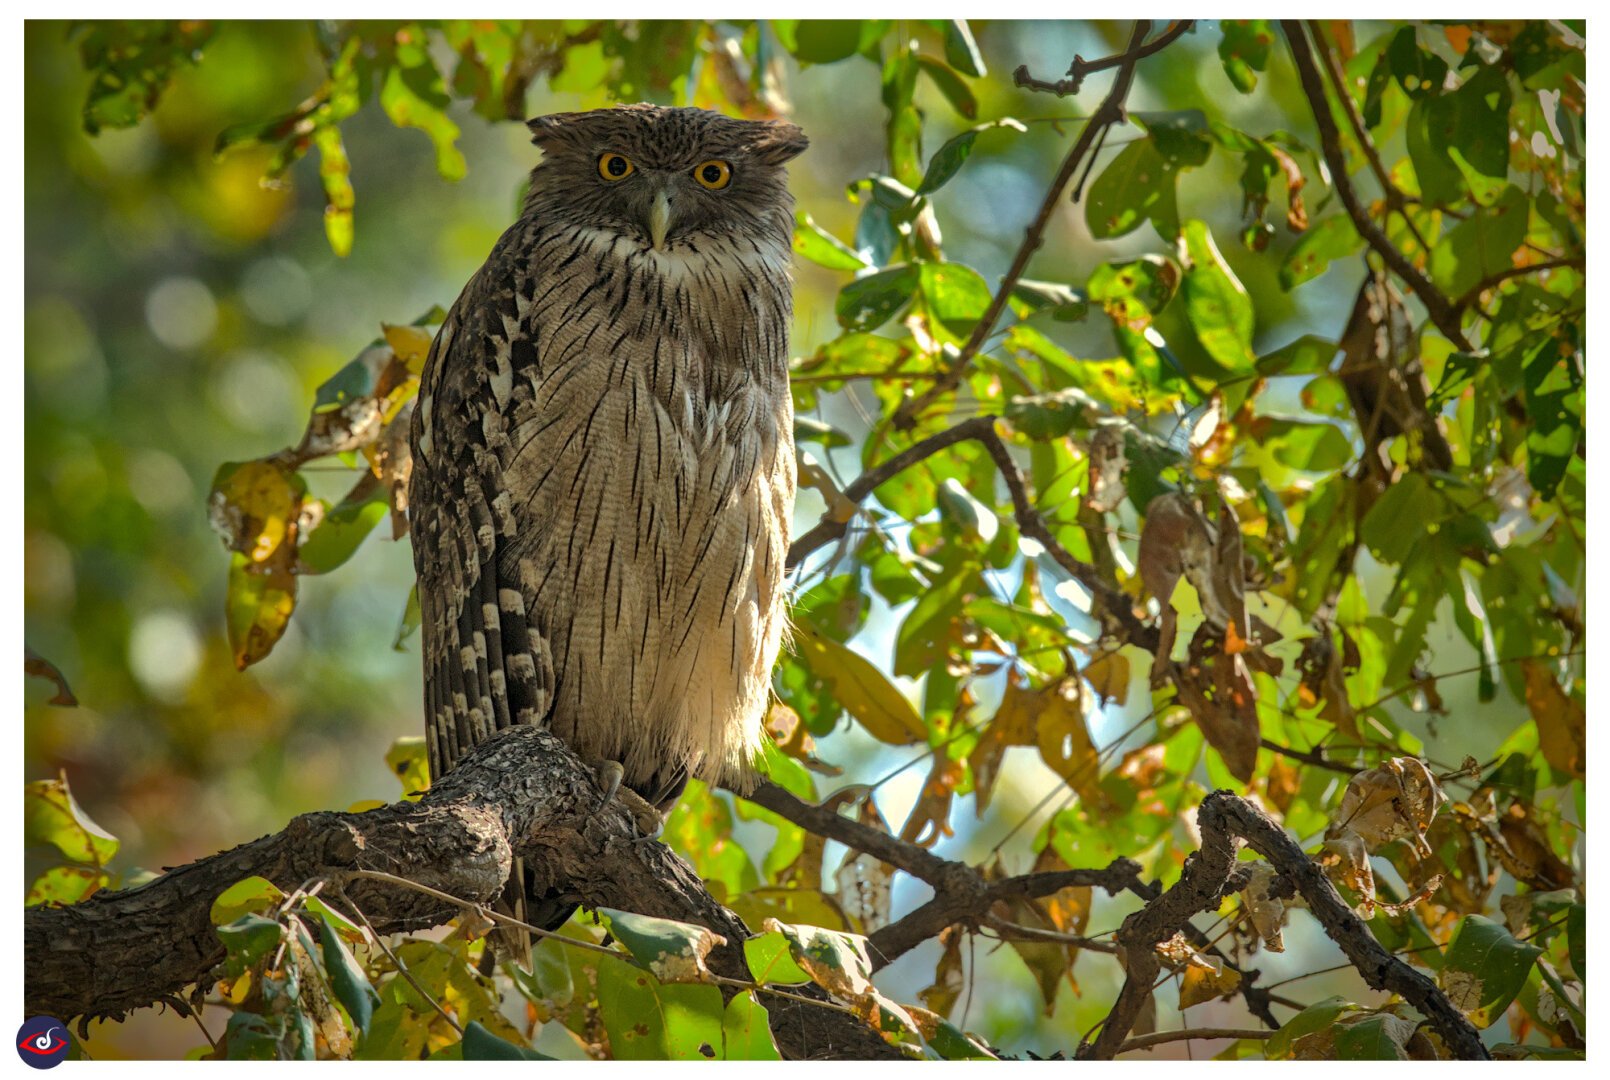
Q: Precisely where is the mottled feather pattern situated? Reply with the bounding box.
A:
[409,105,807,814]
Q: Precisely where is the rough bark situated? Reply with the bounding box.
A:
[24,726,900,1061]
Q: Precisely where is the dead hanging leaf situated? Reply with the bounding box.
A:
[982,853,1083,1013]
[835,798,895,933]
[24,647,77,706]
[1265,754,1300,815]
[1336,270,1452,474]
[1031,677,1111,812]
[1173,623,1260,783]
[1080,651,1130,706]
[1493,801,1576,892]
[1242,863,1291,952]
[918,926,966,1018]
[1296,625,1361,740]
[899,753,962,848]
[797,450,861,525]
[1155,933,1242,1008]
[1519,660,1585,780]
[1138,492,1216,682]
[1086,425,1128,513]
[1321,758,1447,914]
[766,702,842,777]
[1268,143,1308,232]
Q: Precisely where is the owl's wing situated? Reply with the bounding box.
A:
[410,255,552,785]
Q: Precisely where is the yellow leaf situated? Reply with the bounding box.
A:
[792,624,925,745]
[383,322,437,374]
[1520,660,1585,780]
[226,550,298,670]
[1081,651,1130,706]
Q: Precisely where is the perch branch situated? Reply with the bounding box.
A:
[1079,790,1489,1060]
[25,727,901,1061]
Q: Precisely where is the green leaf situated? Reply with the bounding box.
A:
[722,991,783,1060]
[915,118,1025,195]
[1361,473,1435,565]
[217,913,284,975]
[224,1012,282,1061]
[1519,329,1582,500]
[355,1001,429,1060]
[1430,186,1528,299]
[73,22,215,134]
[1218,20,1273,92]
[26,866,110,907]
[599,908,723,984]
[1258,335,1337,376]
[393,586,422,652]
[793,623,926,744]
[1086,138,1179,240]
[835,265,919,331]
[1266,996,1352,1059]
[460,1021,552,1060]
[916,56,977,119]
[313,125,355,258]
[318,915,379,1036]
[1281,214,1363,289]
[1332,1010,1418,1059]
[211,875,286,925]
[919,262,991,341]
[1407,63,1513,207]
[893,563,976,677]
[25,775,119,866]
[1011,279,1088,322]
[794,415,853,449]
[1180,219,1256,372]
[596,955,725,1060]
[943,20,987,77]
[297,483,390,574]
[791,21,868,64]
[226,550,298,670]
[743,932,814,985]
[379,38,467,181]
[794,211,867,271]
[1385,26,1448,99]
[1438,914,1543,1027]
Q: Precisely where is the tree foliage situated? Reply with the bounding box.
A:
[27,18,1585,1061]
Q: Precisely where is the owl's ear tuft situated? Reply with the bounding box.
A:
[749,121,808,166]
[527,113,587,150]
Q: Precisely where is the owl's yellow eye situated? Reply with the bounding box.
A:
[598,153,635,181]
[693,160,732,190]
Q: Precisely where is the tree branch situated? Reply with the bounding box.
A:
[25,727,901,1061]
[1281,21,1472,351]
[1011,20,1195,97]
[893,21,1184,430]
[1080,790,1490,1060]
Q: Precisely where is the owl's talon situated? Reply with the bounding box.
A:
[588,759,665,838]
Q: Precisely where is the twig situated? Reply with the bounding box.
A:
[1281,22,1472,351]
[786,415,998,570]
[1011,20,1195,97]
[1307,20,1430,253]
[1114,1030,1275,1055]
[339,889,464,1036]
[1455,256,1584,310]
[1079,791,1490,1060]
[894,21,1175,430]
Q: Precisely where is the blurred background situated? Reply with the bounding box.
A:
[25,19,1545,1059]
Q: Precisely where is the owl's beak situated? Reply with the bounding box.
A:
[648,189,672,251]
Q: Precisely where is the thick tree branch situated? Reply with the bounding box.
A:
[1281,21,1472,351]
[1080,790,1490,1060]
[25,728,901,1061]
[893,21,1175,429]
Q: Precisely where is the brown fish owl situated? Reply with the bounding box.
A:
[408,104,806,854]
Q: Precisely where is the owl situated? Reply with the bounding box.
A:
[407,104,806,940]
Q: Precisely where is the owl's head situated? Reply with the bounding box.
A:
[525,104,808,255]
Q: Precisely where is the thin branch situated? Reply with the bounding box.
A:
[1079,791,1489,1060]
[1281,21,1472,351]
[1012,20,1195,97]
[1307,20,1430,253]
[894,21,1175,429]
[1118,1027,1273,1055]
[1455,256,1584,310]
